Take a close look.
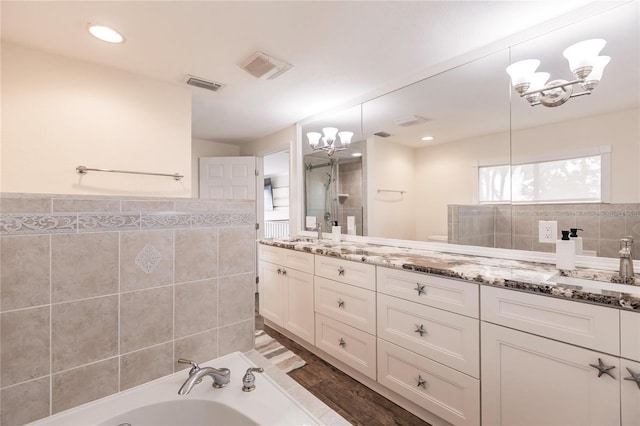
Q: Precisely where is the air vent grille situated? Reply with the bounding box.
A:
[185,76,225,92]
[374,131,392,138]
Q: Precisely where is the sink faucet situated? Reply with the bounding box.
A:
[619,236,635,280]
[315,222,323,240]
[177,359,230,395]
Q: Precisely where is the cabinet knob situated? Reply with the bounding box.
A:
[338,338,346,347]
[337,298,345,308]
[277,268,282,275]
[415,284,426,296]
[414,324,427,337]
[281,269,287,276]
[589,358,616,379]
[624,367,640,390]
[416,375,427,389]
[338,266,345,276]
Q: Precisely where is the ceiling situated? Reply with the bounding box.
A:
[1,0,608,145]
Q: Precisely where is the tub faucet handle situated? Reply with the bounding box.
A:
[242,367,264,392]
[178,358,200,375]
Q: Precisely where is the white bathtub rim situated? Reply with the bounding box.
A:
[28,351,322,426]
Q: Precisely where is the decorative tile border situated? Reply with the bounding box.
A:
[0,214,78,235]
[140,213,192,230]
[79,214,141,232]
[190,213,255,227]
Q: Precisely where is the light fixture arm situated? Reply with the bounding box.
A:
[520,78,583,97]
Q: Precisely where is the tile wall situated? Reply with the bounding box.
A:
[0,194,257,425]
[448,202,640,259]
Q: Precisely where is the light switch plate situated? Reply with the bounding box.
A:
[538,220,557,243]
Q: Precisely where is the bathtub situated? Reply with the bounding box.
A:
[30,352,320,426]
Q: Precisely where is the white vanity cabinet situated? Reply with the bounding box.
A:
[481,286,622,426]
[258,245,315,344]
[621,310,640,426]
[313,257,377,380]
[376,267,481,426]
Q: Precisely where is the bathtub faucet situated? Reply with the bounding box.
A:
[177,359,230,395]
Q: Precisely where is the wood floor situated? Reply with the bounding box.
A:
[255,295,431,426]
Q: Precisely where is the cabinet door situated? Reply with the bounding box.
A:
[258,261,284,326]
[482,322,620,426]
[622,358,640,426]
[283,269,315,345]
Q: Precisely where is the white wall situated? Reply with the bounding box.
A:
[367,136,416,240]
[240,125,295,157]
[191,138,240,197]
[414,132,510,241]
[1,42,192,196]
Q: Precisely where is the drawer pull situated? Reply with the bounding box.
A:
[337,298,345,308]
[338,338,346,347]
[281,269,287,276]
[416,375,427,389]
[415,284,426,296]
[338,266,345,276]
[624,367,640,390]
[414,324,427,337]
[589,358,616,379]
[277,268,282,275]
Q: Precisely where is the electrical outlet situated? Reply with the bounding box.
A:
[538,220,557,243]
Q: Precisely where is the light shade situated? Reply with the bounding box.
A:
[307,132,321,147]
[322,127,339,142]
[528,72,550,92]
[586,56,611,82]
[562,39,606,72]
[87,24,125,43]
[506,59,540,87]
[338,131,353,146]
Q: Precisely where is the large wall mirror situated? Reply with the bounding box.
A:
[298,1,639,260]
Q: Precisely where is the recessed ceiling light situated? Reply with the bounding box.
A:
[352,153,362,157]
[87,24,125,44]
[421,136,434,141]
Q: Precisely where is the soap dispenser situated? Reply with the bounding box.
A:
[556,230,576,270]
[569,228,584,255]
[331,221,342,241]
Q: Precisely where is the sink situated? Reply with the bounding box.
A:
[546,274,640,296]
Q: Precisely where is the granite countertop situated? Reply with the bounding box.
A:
[259,238,640,312]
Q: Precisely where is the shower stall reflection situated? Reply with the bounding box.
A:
[304,156,364,236]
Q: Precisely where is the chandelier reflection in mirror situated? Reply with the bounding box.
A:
[506,39,610,107]
[307,127,353,156]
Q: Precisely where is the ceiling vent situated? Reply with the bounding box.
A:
[241,51,293,80]
[393,115,427,127]
[374,131,392,138]
[185,75,225,92]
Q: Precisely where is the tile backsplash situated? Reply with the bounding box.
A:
[449,202,640,259]
[0,194,257,425]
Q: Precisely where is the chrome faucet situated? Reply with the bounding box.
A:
[177,359,230,395]
[619,236,635,280]
[314,222,323,240]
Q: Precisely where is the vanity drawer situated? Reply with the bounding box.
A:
[621,310,640,362]
[259,244,314,274]
[481,286,619,355]
[377,294,479,378]
[315,313,376,380]
[315,255,375,290]
[377,338,480,426]
[314,276,376,334]
[377,267,478,318]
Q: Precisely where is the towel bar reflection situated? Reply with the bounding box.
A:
[377,189,407,194]
[76,166,184,181]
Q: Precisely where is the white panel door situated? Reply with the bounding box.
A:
[199,156,256,200]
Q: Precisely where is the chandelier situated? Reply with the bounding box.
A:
[307,127,353,156]
[506,39,610,107]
